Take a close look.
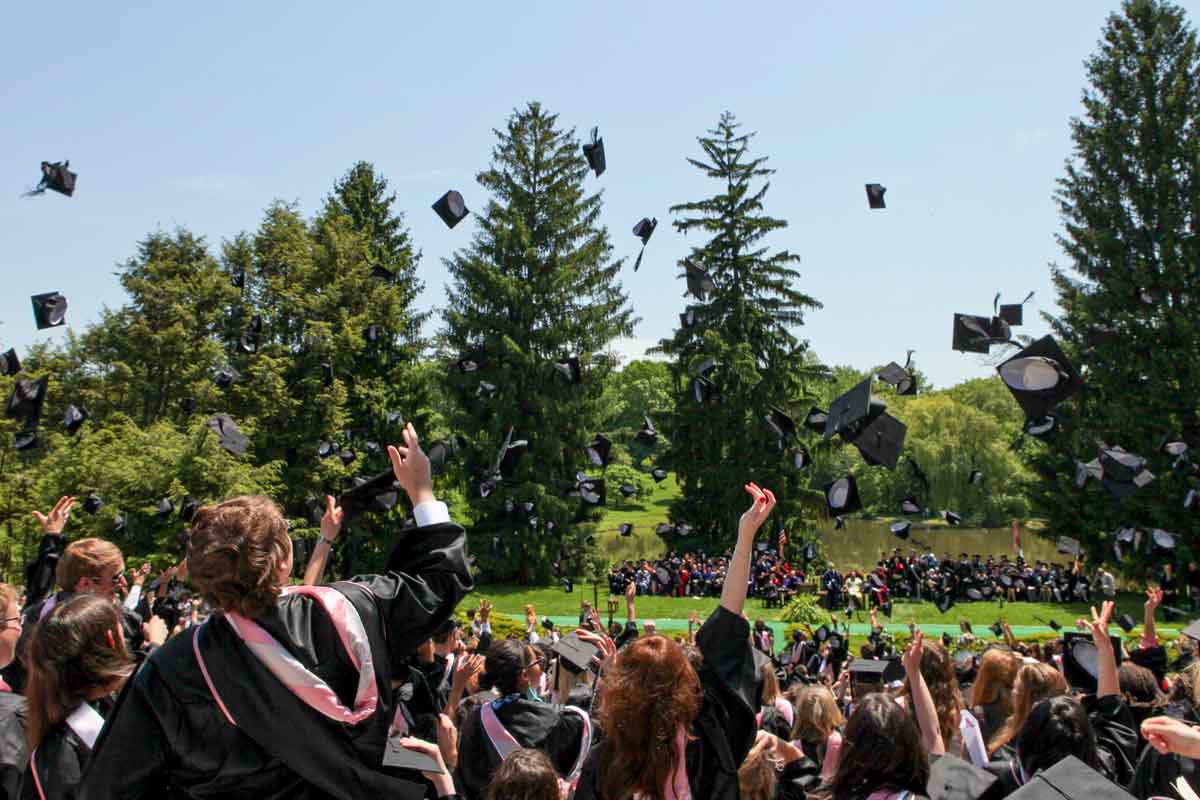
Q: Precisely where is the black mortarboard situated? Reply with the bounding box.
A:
[927,754,998,800]
[371,265,395,283]
[943,511,962,525]
[802,542,816,562]
[847,411,907,470]
[31,292,68,330]
[0,349,19,377]
[891,521,912,539]
[952,314,996,354]
[111,513,125,533]
[586,434,612,468]
[13,431,38,451]
[432,190,469,228]
[82,494,104,515]
[1096,445,1155,497]
[651,467,668,482]
[792,446,811,470]
[339,471,400,518]
[207,414,249,456]
[679,307,697,328]
[230,267,245,289]
[1074,459,1103,488]
[765,406,796,444]
[849,658,904,683]
[63,405,87,435]
[1061,632,1123,691]
[1116,613,1136,633]
[6,377,48,425]
[997,291,1035,327]
[683,259,715,300]
[180,497,201,523]
[1161,437,1189,458]
[491,427,529,479]
[1024,415,1058,440]
[690,375,717,405]
[562,576,575,592]
[619,483,637,498]
[996,336,1082,420]
[155,498,175,521]
[937,593,955,614]
[1150,528,1176,554]
[1186,488,1199,512]
[317,441,336,459]
[619,523,633,537]
[636,416,659,445]
[339,448,357,467]
[382,735,444,774]
[364,325,381,343]
[553,633,599,674]
[29,161,77,197]
[582,127,606,177]
[386,410,405,427]
[213,366,240,389]
[455,357,478,374]
[632,217,657,272]
[803,407,828,434]
[1056,536,1081,557]
[554,356,582,385]
[823,476,862,517]
[1010,756,1135,800]
[989,622,1005,638]
[900,496,921,515]
[1047,619,1062,631]
[427,438,459,472]
[865,183,886,210]
[968,470,984,485]
[825,378,874,441]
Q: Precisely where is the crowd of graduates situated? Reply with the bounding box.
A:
[0,425,1198,800]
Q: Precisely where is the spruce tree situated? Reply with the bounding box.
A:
[1028,0,1200,565]
[654,112,825,550]
[442,101,635,583]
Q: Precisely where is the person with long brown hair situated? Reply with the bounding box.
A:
[574,482,777,800]
[896,637,963,752]
[80,424,473,799]
[21,595,134,800]
[967,648,1021,744]
[985,661,1067,759]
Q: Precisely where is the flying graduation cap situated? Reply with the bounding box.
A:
[823,475,862,517]
[825,378,907,469]
[942,510,962,525]
[619,483,638,498]
[582,127,606,177]
[586,434,612,468]
[63,405,87,435]
[803,408,828,434]
[82,494,104,515]
[432,190,469,228]
[31,293,69,330]
[765,406,796,446]
[339,471,401,518]
[651,467,668,482]
[636,416,658,446]
[553,356,582,385]
[619,523,633,537]
[865,183,886,209]
[632,218,657,272]
[968,469,984,486]
[877,351,916,396]
[0,349,19,377]
[25,160,77,197]
[155,498,175,522]
[207,414,250,456]
[1096,443,1155,499]
[575,474,606,506]
[682,259,715,301]
[213,366,240,390]
[997,291,1035,326]
[996,336,1082,421]
[6,377,48,426]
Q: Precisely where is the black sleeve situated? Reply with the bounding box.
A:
[616,621,639,649]
[78,661,173,799]
[542,710,587,778]
[23,534,65,611]
[1087,694,1139,787]
[696,607,757,765]
[348,521,474,669]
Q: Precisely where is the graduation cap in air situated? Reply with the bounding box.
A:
[207,414,249,456]
[363,325,382,344]
[454,357,479,374]
[432,190,469,229]
[682,259,715,300]
[155,498,175,521]
[317,441,336,459]
[848,410,908,470]
[13,431,38,451]
[586,434,612,468]
[339,448,357,467]
[952,314,1000,354]
[792,446,811,470]
[238,329,259,354]
[427,438,461,472]
[1046,619,1062,631]
[1074,459,1103,489]
[801,542,816,562]
[180,497,201,524]
[877,352,917,396]
[937,593,955,614]
[1150,528,1176,555]
[1096,444,1155,499]
[575,474,606,506]
[967,470,984,486]
[554,356,582,385]
[82,494,104,515]
[1161,437,1189,459]
[803,407,828,434]
[765,406,796,445]
[900,495,921,516]
[636,416,658,446]
[0,349,19,377]
[823,476,862,517]
[213,366,240,390]
[824,378,874,441]
[1024,415,1059,441]
[1056,536,1081,557]
[632,217,657,272]
[493,427,528,478]
[655,524,675,540]
[834,516,846,530]
[370,265,395,283]
[26,161,76,197]
[63,405,87,435]
[111,513,126,534]
[679,308,697,328]
[619,483,638,499]
[582,126,606,177]
[6,377,48,425]
[31,292,68,330]
[619,523,633,537]
[1185,488,1199,513]
[890,521,912,539]
[339,471,401,518]
[942,511,962,526]
[865,183,886,210]
[1115,612,1136,634]
[997,291,1035,326]
[996,336,1082,421]
[651,467,668,482]
[476,381,498,399]
[691,375,717,405]
[562,576,575,593]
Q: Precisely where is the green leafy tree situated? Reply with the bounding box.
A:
[1029,0,1200,567]
[441,102,635,583]
[653,112,826,550]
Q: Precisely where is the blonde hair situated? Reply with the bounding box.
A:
[56,538,123,593]
[760,662,781,706]
[793,684,845,741]
[738,744,778,800]
[987,662,1067,757]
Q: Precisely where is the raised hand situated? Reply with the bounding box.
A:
[387,423,434,506]
[903,627,925,675]
[33,496,75,535]
[478,598,492,623]
[1146,588,1163,612]
[737,483,777,540]
[133,562,152,586]
[452,654,484,694]
[144,615,169,647]
[1089,601,1115,649]
[575,628,617,668]
[320,495,344,542]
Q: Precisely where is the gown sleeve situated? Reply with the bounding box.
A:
[1087,694,1138,787]
[695,606,757,766]
[21,729,86,800]
[22,534,65,611]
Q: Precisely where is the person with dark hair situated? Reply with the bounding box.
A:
[0,583,27,798]
[21,595,134,800]
[574,483,776,800]
[79,424,473,800]
[813,692,930,800]
[484,748,561,800]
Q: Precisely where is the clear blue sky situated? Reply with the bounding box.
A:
[2,1,1181,389]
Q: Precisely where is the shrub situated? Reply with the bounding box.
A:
[780,593,828,625]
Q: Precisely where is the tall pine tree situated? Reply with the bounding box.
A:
[442,102,634,583]
[1029,0,1200,566]
[654,112,825,550]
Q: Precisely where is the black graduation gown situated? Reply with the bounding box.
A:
[20,704,104,800]
[456,697,587,800]
[0,692,26,800]
[1129,736,1200,800]
[574,606,758,800]
[79,520,472,800]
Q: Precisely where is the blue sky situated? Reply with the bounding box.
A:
[0,1,1175,388]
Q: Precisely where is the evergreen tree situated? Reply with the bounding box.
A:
[442,101,635,583]
[654,112,825,550]
[1029,0,1200,566]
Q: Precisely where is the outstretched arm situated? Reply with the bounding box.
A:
[1090,601,1119,698]
[1142,588,1161,648]
[304,496,344,586]
[903,628,945,755]
[720,484,777,616]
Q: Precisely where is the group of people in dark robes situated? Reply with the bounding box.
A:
[0,424,1197,800]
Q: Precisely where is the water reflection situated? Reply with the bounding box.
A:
[816,519,1057,572]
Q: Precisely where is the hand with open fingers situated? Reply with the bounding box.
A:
[903,628,925,674]
[479,598,492,622]
[625,580,636,602]
[320,495,344,542]
[738,483,777,540]
[1142,715,1200,759]
[387,423,434,506]
[1146,588,1163,611]
[144,615,169,647]
[575,629,616,666]
[33,496,76,535]
[1090,601,1115,649]
[452,654,484,693]
[134,562,152,586]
